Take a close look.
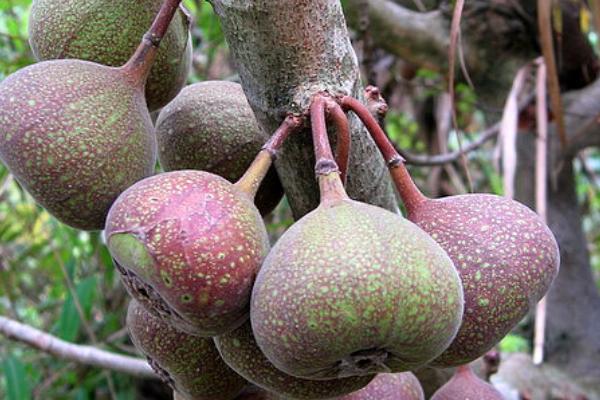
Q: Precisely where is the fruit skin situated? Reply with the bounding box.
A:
[339,372,425,400]
[29,0,192,111]
[250,197,464,380]
[155,81,284,215]
[430,365,504,400]
[127,300,247,400]
[214,321,374,400]
[106,170,270,336]
[411,194,560,367]
[0,60,156,230]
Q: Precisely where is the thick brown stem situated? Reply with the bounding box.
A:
[326,100,351,185]
[341,96,428,212]
[122,0,183,84]
[341,96,399,164]
[235,115,302,198]
[311,96,348,204]
[311,96,338,175]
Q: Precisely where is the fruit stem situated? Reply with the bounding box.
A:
[311,95,349,204]
[340,95,427,212]
[235,115,302,198]
[456,364,473,376]
[122,0,183,85]
[325,99,351,185]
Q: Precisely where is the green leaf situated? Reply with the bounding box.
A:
[55,275,98,342]
[2,354,32,400]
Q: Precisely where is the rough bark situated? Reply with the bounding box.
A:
[208,0,398,218]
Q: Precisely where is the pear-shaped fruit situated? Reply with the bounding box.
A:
[0,0,186,230]
[251,187,463,379]
[250,95,463,380]
[431,365,504,400]
[0,60,156,230]
[29,0,192,111]
[339,372,425,400]
[215,321,374,400]
[155,81,284,215]
[403,190,559,367]
[106,170,270,336]
[341,94,560,368]
[127,300,247,400]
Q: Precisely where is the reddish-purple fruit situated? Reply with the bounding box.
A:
[390,166,559,368]
[214,321,374,400]
[127,300,247,400]
[0,60,156,230]
[339,373,425,400]
[430,365,504,400]
[106,170,270,336]
[0,1,187,230]
[155,81,284,215]
[342,96,560,369]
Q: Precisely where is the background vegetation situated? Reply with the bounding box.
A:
[1,0,600,398]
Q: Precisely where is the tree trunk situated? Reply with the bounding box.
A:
[208,0,398,218]
[516,131,600,385]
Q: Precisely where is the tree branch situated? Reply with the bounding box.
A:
[561,78,600,158]
[343,0,451,71]
[0,315,156,378]
[400,122,500,166]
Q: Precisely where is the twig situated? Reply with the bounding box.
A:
[448,0,473,191]
[399,122,500,166]
[54,252,118,399]
[538,0,568,148]
[533,59,548,365]
[0,315,156,378]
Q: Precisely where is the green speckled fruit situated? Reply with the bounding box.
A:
[339,373,425,400]
[214,321,374,400]
[251,176,464,380]
[406,194,559,368]
[0,60,156,230]
[156,81,284,215]
[127,300,248,400]
[430,365,503,400]
[106,170,270,336]
[29,0,192,111]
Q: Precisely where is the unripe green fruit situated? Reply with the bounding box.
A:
[127,300,248,400]
[0,60,156,230]
[156,81,284,216]
[29,0,192,111]
[215,321,374,400]
[251,194,464,380]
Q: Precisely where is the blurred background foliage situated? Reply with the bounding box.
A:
[0,0,599,399]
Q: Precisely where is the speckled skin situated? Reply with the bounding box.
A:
[214,321,374,400]
[408,195,560,367]
[430,366,504,400]
[127,300,247,400]
[250,199,464,380]
[106,170,270,336]
[29,0,192,111]
[156,82,284,216]
[339,372,425,400]
[0,60,156,230]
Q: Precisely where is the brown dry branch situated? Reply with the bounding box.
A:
[0,315,155,378]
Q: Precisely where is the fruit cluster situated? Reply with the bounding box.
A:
[0,1,560,399]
